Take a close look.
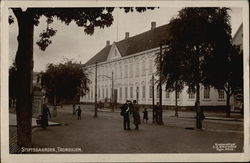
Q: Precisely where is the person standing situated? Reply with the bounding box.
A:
[120,100,131,130]
[41,103,51,129]
[72,104,76,115]
[76,106,82,120]
[155,102,160,124]
[132,100,141,130]
[142,108,148,123]
[195,101,205,129]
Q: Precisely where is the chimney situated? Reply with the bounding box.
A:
[125,32,129,39]
[106,40,110,46]
[151,22,156,30]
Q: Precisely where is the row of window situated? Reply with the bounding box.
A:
[84,86,225,100]
[90,58,154,81]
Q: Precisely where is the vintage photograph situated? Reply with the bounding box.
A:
[1,0,249,162]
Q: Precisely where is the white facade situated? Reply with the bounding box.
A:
[80,45,227,106]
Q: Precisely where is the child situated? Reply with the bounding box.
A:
[142,108,148,123]
[76,106,82,120]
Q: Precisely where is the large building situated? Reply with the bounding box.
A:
[80,22,242,108]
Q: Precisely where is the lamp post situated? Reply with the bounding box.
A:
[151,74,155,123]
[136,86,139,104]
[94,62,98,118]
[111,71,114,112]
[158,42,164,125]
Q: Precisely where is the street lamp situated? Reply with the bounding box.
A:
[151,74,155,123]
[136,86,139,104]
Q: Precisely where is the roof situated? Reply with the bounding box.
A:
[85,24,170,66]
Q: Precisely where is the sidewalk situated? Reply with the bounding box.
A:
[90,106,243,122]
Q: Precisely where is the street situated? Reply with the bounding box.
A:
[27,105,244,153]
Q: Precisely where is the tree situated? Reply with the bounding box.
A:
[9,7,154,148]
[9,64,18,108]
[158,8,232,128]
[41,59,90,105]
[156,40,184,117]
[204,44,243,117]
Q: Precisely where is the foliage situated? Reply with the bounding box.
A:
[10,7,155,51]
[41,59,90,103]
[204,44,243,97]
[156,40,184,93]
[168,8,232,90]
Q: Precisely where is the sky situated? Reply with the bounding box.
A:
[9,7,243,72]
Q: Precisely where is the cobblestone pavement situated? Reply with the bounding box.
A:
[28,105,243,154]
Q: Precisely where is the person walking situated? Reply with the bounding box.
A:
[41,103,51,129]
[76,106,82,120]
[73,104,76,115]
[142,108,148,123]
[132,100,141,130]
[120,100,131,130]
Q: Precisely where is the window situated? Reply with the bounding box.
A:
[204,87,210,99]
[142,85,146,98]
[125,87,128,98]
[189,91,195,99]
[218,89,224,99]
[102,88,105,98]
[120,64,123,79]
[120,87,122,98]
[149,59,153,74]
[166,90,170,99]
[98,88,100,98]
[130,87,133,98]
[91,89,93,99]
[142,60,145,76]
[115,64,118,79]
[130,63,133,77]
[106,88,108,98]
[136,61,140,77]
[136,86,140,98]
[157,89,159,98]
[149,86,153,98]
[125,64,128,78]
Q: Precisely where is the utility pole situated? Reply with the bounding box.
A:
[152,74,155,123]
[94,62,98,118]
[111,71,114,112]
[158,42,163,125]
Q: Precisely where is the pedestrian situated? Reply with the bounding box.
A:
[132,100,141,130]
[154,102,160,124]
[142,108,148,123]
[195,101,205,129]
[76,106,82,120]
[41,103,51,129]
[53,105,57,117]
[120,100,131,130]
[73,104,76,115]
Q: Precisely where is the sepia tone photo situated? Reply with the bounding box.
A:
[1,0,249,162]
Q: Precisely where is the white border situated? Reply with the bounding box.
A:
[1,0,249,162]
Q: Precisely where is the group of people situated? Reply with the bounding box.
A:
[153,102,163,124]
[120,100,149,130]
[73,104,82,120]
